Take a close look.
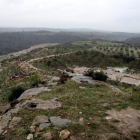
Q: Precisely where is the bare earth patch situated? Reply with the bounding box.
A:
[105,106,140,137]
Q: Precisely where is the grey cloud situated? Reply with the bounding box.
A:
[0,0,140,32]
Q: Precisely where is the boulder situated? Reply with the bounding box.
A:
[59,130,71,140]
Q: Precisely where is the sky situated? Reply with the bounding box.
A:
[0,0,140,32]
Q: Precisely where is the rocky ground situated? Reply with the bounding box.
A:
[0,53,140,140]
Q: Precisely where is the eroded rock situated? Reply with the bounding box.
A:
[22,98,61,110]
[18,87,51,100]
[32,115,49,126]
[9,117,22,128]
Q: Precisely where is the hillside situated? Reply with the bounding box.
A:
[0,30,139,56]
[125,36,140,45]
[1,40,140,140]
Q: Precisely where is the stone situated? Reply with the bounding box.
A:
[79,86,87,89]
[40,123,51,129]
[30,126,35,133]
[32,115,49,125]
[79,117,84,125]
[50,117,73,128]
[51,76,60,81]
[47,82,57,86]
[27,134,33,140]
[2,104,11,115]
[18,87,50,100]
[59,130,71,140]
[9,117,22,128]
[106,116,112,120]
[38,84,44,87]
[22,98,61,110]
[42,131,53,140]
[0,116,2,120]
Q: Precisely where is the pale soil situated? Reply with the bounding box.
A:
[105,106,140,138]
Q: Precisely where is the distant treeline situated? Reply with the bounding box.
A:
[0,31,83,55]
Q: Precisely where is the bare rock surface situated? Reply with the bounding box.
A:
[22,98,61,110]
[30,115,74,131]
[51,76,60,81]
[2,104,11,115]
[32,115,49,125]
[50,116,73,128]
[9,117,22,128]
[71,75,98,85]
[0,113,11,134]
[107,85,121,92]
[105,106,140,137]
[18,87,51,100]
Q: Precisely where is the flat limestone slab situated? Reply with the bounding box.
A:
[18,87,51,100]
[22,98,61,110]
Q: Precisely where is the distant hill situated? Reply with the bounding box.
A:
[0,31,83,55]
[0,29,139,56]
[125,36,140,45]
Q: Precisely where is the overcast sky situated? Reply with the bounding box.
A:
[0,0,140,32]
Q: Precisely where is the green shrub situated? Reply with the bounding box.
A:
[8,85,26,101]
[29,73,41,87]
[84,70,108,82]
[84,70,94,77]
[23,129,30,135]
[93,71,108,81]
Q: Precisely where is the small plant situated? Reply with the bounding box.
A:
[23,129,30,135]
[8,85,26,101]
[113,119,120,123]
[95,84,101,87]
[28,73,41,87]
[35,123,40,129]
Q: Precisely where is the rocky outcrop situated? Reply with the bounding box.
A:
[18,87,51,100]
[22,98,61,110]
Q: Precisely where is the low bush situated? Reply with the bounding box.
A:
[8,85,26,101]
[29,73,41,87]
[84,70,108,82]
